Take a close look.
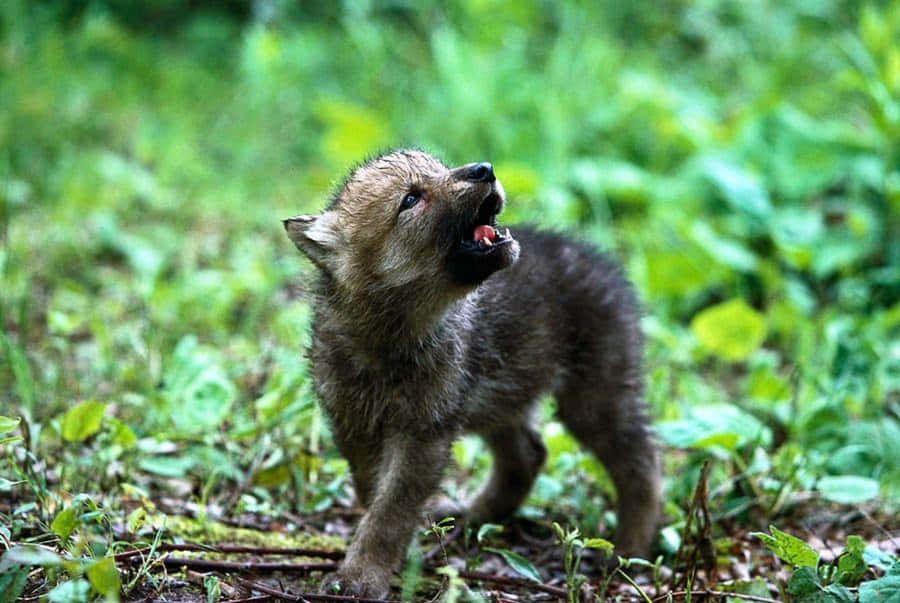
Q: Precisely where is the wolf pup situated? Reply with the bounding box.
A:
[284,149,661,598]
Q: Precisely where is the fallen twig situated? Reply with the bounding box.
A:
[456,569,568,598]
[114,543,345,562]
[162,556,338,574]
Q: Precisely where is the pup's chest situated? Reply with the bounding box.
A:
[311,337,467,432]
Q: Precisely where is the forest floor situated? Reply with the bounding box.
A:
[6,477,898,602]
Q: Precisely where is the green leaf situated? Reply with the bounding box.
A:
[127,508,147,533]
[656,404,769,451]
[476,523,503,543]
[0,545,62,571]
[817,475,880,504]
[701,158,772,219]
[717,577,771,603]
[691,299,767,362]
[47,579,90,603]
[138,455,196,478]
[61,400,105,442]
[85,557,120,598]
[582,538,615,553]
[859,563,900,603]
[787,566,821,596]
[0,567,28,603]
[821,583,855,603]
[484,547,542,582]
[752,525,818,568]
[204,574,221,603]
[863,547,897,571]
[0,416,20,434]
[51,507,79,542]
[787,567,854,602]
[834,535,868,587]
[109,418,136,448]
[690,222,759,273]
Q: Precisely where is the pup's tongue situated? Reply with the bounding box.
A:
[473,225,497,244]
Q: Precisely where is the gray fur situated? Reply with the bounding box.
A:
[284,150,662,598]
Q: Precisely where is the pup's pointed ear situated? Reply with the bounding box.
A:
[283,212,342,271]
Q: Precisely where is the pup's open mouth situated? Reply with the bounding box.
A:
[446,189,518,285]
[458,191,514,254]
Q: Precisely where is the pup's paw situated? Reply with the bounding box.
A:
[318,565,391,599]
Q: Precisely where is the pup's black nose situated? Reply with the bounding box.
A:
[467,162,495,183]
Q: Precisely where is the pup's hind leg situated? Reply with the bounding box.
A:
[556,383,662,559]
[434,421,547,524]
[470,423,548,522]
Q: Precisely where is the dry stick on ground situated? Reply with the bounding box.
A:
[160,556,338,574]
[114,543,345,562]
[155,556,569,599]
[456,569,568,598]
[120,543,570,599]
[115,535,574,599]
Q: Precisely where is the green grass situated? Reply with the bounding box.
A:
[1,0,898,600]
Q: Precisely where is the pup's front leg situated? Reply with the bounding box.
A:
[320,432,451,599]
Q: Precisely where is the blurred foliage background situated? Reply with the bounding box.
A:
[1,0,899,563]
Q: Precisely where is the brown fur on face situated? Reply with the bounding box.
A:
[286,151,519,312]
[284,149,661,599]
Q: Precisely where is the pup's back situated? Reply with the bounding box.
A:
[462,227,660,557]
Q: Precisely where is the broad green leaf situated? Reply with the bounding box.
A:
[859,563,900,603]
[863,547,898,571]
[788,567,854,602]
[656,404,769,451]
[138,455,196,478]
[817,475,879,504]
[0,545,62,571]
[787,566,821,596]
[701,158,772,219]
[691,299,767,362]
[0,416,20,433]
[86,557,120,598]
[61,400,105,442]
[51,507,79,541]
[47,579,90,603]
[484,547,541,582]
[645,248,720,297]
[690,222,759,272]
[752,525,818,568]
[821,583,855,603]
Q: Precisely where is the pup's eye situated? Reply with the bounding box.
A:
[400,192,421,211]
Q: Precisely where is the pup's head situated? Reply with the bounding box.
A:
[284,150,519,294]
